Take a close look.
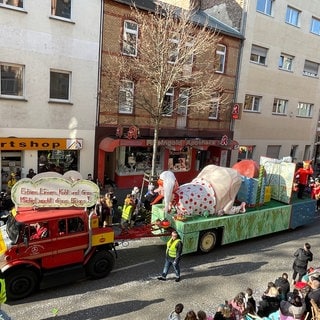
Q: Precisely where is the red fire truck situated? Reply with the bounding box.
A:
[1,172,116,300]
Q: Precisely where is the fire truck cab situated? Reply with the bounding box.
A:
[0,171,115,300]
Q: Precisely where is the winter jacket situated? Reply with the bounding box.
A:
[293,248,313,275]
[275,277,290,300]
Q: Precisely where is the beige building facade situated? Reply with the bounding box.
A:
[0,0,101,189]
[231,0,320,169]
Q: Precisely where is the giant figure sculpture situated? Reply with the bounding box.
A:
[152,165,246,217]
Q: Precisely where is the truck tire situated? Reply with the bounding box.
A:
[6,269,38,300]
[198,230,218,253]
[86,250,115,279]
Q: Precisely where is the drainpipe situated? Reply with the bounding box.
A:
[231,0,248,133]
[94,0,105,180]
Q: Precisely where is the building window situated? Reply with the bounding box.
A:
[209,92,220,119]
[50,70,71,101]
[168,147,191,172]
[119,80,134,114]
[250,45,267,65]
[215,44,226,73]
[169,34,194,66]
[122,20,138,57]
[285,6,300,27]
[38,150,78,174]
[266,145,281,159]
[0,63,24,97]
[290,145,298,161]
[116,146,161,174]
[238,146,254,161]
[177,88,189,116]
[0,0,24,9]
[51,0,71,19]
[256,0,273,16]
[297,102,313,118]
[279,53,293,71]
[273,99,288,115]
[244,95,261,112]
[162,88,174,116]
[303,60,319,77]
[311,17,320,35]
[303,145,311,161]
[185,36,194,66]
[168,33,179,64]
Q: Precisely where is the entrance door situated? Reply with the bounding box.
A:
[1,151,22,191]
[104,152,116,189]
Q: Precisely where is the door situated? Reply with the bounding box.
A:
[1,151,22,191]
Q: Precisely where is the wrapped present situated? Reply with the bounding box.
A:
[264,185,272,202]
[237,176,266,207]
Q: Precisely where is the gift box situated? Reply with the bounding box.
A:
[264,185,272,202]
[237,176,266,207]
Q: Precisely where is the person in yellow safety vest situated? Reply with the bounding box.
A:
[0,278,6,305]
[158,231,183,282]
[121,194,135,230]
[6,173,16,192]
[0,277,12,320]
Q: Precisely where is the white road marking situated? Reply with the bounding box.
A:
[112,259,155,272]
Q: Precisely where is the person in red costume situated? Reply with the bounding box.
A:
[295,160,313,199]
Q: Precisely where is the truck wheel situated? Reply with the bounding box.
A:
[86,250,115,279]
[6,269,38,300]
[198,230,218,253]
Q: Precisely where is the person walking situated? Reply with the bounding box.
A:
[292,242,313,285]
[158,231,183,282]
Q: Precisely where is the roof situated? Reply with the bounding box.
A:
[112,0,244,39]
[14,207,86,223]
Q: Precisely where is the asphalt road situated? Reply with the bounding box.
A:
[3,214,320,320]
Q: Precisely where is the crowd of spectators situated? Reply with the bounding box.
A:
[168,268,320,320]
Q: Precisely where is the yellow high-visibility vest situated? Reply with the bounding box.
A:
[166,239,181,258]
[0,278,7,304]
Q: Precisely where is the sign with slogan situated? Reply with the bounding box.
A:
[11,171,99,208]
[0,138,83,150]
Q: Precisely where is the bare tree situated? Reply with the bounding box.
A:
[104,1,229,179]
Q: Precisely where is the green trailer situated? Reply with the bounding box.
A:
[151,197,316,254]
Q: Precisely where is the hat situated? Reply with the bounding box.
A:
[267,287,279,297]
[294,282,309,290]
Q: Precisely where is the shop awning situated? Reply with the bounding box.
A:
[99,137,147,152]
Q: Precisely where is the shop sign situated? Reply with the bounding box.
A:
[115,125,139,139]
[11,171,99,208]
[146,138,239,150]
[0,138,83,150]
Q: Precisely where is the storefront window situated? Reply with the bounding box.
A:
[116,146,162,174]
[38,150,78,174]
[168,147,190,172]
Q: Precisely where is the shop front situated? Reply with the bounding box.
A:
[0,138,83,192]
[97,135,239,189]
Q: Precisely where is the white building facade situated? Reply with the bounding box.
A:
[231,0,320,169]
[0,0,102,190]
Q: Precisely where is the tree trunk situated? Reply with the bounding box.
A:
[151,121,160,181]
